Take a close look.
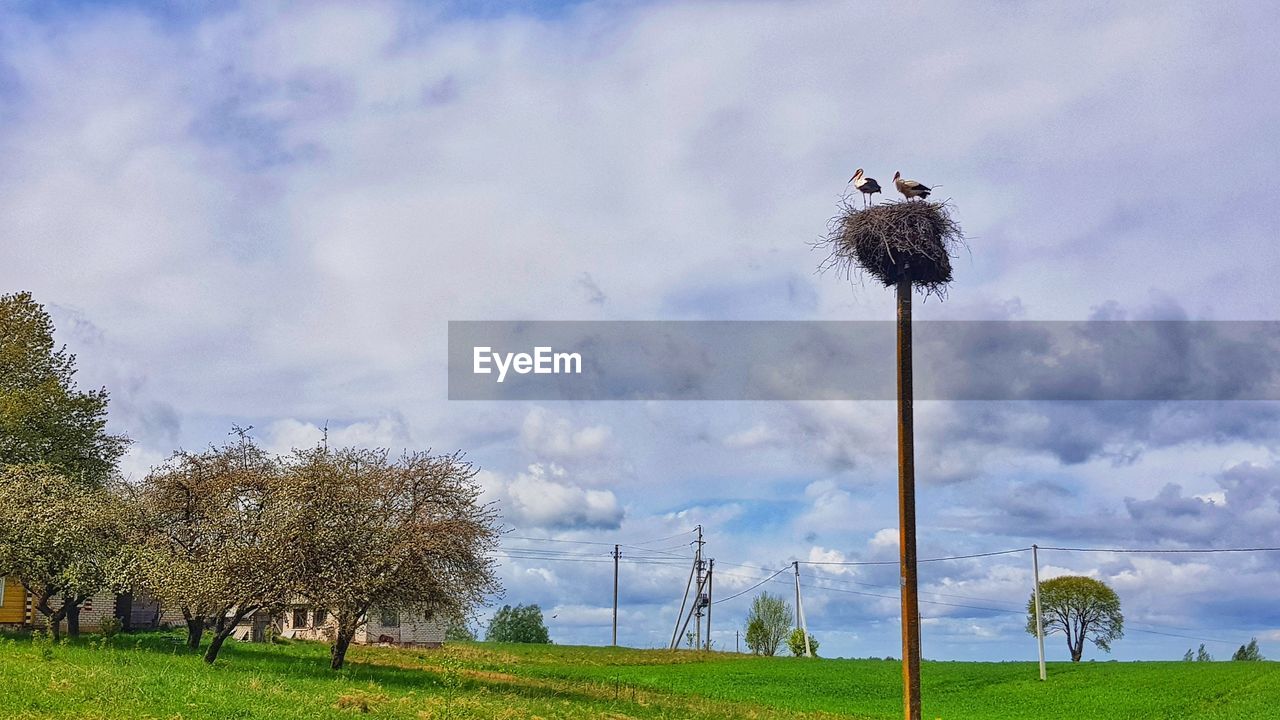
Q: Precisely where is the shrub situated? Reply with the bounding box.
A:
[786,628,819,657]
[99,617,123,640]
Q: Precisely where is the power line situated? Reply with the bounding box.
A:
[799,580,1025,616]
[1039,546,1280,554]
[503,535,624,548]
[1128,627,1240,646]
[712,567,789,605]
[626,529,697,546]
[799,547,1031,566]
[805,571,1032,608]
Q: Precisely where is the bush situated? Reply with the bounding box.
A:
[786,628,819,657]
[98,617,122,640]
[31,629,54,661]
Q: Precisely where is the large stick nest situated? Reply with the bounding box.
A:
[819,198,965,299]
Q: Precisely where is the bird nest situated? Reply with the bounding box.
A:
[819,198,965,298]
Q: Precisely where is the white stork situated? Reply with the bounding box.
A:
[849,168,881,208]
[893,171,932,201]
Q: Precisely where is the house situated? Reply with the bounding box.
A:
[0,576,163,632]
[0,576,27,625]
[235,602,446,648]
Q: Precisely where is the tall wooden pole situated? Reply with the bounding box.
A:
[1032,544,1046,680]
[897,274,922,720]
[612,544,620,646]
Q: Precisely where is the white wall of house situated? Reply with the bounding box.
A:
[271,602,445,647]
[357,605,446,647]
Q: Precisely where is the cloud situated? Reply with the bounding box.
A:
[3,0,1280,659]
[263,416,412,454]
[723,422,778,449]
[482,463,624,530]
[519,407,613,461]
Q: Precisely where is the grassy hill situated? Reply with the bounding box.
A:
[1,631,1276,719]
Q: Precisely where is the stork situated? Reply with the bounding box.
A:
[893,171,932,201]
[849,168,881,208]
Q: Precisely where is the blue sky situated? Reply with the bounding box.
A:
[2,0,1279,661]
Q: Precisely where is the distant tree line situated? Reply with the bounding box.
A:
[0,291,501,670]
[1183,639,1265,662]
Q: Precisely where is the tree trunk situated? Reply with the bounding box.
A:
[183,611,205,650]
[34,595,67,641]
[331,627,355,670]
[64,597,82,639]
[1070,634,1084,662]
[203,632,230,664]
[203,607,256,664]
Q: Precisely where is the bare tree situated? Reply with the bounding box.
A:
[280,446,500,670]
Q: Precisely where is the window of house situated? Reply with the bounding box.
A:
[292,607,308,628]
[314,608,327,625]
[379,607,399,627]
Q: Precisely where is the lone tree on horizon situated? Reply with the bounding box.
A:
[486,604,551,644]
[1026,575,1124,662]
[744,591,791,656]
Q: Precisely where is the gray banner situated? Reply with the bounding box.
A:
[447,321,1280,401]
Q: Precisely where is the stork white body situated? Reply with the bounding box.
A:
[893,171,932,201]
[850,168,881,208]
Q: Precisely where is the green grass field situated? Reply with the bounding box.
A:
[1,631,1276,719]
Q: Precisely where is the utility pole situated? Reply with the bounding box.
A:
[1032,544,1046,681]
[671,525,706,650]
[897,272,922,720]
[694,526,706,649]
[793,561,812,657]
[736,629,740,654]
[706,556,716,650]
[671,558,695,649]
[612,544,621,646]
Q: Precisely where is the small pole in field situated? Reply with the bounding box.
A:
[736,629,740,653]
[612,544,620,646]
[1032,544,1046,680]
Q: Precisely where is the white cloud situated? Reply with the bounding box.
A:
[723,422,778,449]
[520,407,613,460]
[263,416,412,454]
[482,464,624,530]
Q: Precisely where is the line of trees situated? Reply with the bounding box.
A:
[1183,639,1265,662]
[0,291,501,670]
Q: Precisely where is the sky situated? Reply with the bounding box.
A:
[2,0,1279,661]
